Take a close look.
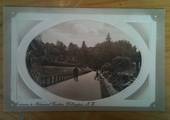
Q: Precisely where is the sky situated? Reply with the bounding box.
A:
[40,20,131,47]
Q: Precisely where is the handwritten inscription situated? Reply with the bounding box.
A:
[48,101,96,107]
[65,101,96,106]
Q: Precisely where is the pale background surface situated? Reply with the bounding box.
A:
[0,0,170,120]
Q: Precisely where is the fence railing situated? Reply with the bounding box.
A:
[30,68,92,87]
[31,71,73,87]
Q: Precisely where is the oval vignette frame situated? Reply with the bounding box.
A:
[17,18,151,103]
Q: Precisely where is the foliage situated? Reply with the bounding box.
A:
[26,35,141,70]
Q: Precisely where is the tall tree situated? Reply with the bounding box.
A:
[80,41,89,65]
[68,42,79,63]
[81,41,87,49]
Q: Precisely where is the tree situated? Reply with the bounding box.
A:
[68,42,79,51]
[56,41,66,53]
[79,41,89,66]
[68,42,79,63]
[106,32,111,42]
[81,41,87,49]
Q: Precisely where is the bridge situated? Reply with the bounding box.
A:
[46,71,102,100]
[46,71,118,100]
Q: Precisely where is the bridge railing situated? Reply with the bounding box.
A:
[98,72,118,96]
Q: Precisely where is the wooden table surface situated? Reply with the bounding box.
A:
[0,0,170,120]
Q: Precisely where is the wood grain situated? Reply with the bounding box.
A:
[1,0,170,120]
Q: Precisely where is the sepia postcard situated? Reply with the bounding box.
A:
[3,7,165,111]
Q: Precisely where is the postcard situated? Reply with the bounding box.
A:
[3,7,165,111]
